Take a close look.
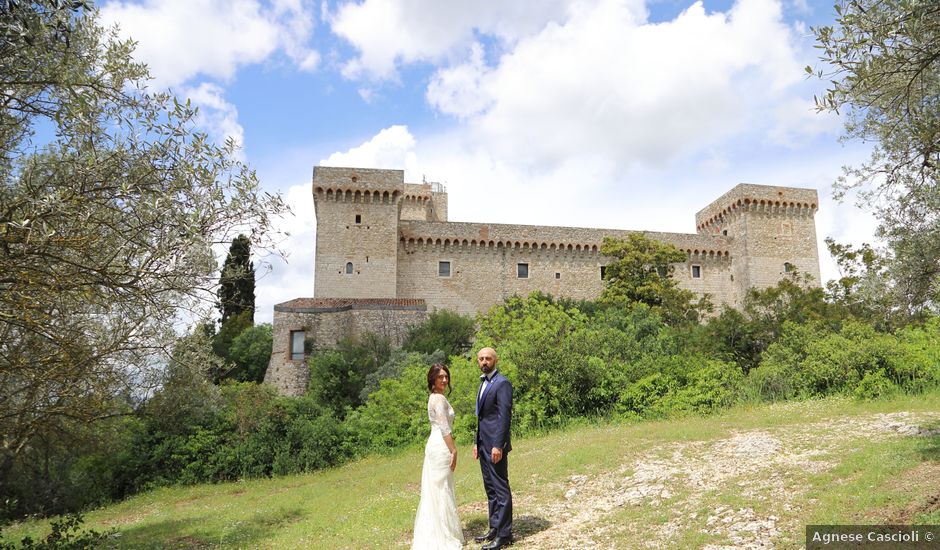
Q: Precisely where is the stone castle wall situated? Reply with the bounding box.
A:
[396,220,736,315]
[264,166,821,396]
[263,298,427,395]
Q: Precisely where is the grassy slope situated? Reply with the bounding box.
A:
[4,391,939,549]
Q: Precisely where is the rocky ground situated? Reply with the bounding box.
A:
[492,410,940,550]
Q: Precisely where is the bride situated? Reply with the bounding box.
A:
[412,364,464,549]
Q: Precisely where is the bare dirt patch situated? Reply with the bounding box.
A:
[511,411,940,549]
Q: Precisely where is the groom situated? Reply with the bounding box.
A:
[473,347,513,549]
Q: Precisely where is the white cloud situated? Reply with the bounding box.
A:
[180,83,245,150]
[100,0,319,88]
[424,0,806,169]
[255,182,317,323]
[320,125,420,171]
[254,0,881,314]
[426,42,493,119]
[329,0,576,79]
[767,97,841,147]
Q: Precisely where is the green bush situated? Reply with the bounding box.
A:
[0,514,112,550]
[853,369,899,399]
[227,323,273,383]
[359,350,446,402]
[307,333,391,416]
[617,355,742,418]
[402,309,476,356]
[748,319,940,401]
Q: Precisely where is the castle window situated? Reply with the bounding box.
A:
[600,266,607,279]
[355,214,361,224]
[555,272,561,279]
[784,262,795,273]
[438,261,451,277]
[517,263,529,279]
[290,330,306,361]
[722,229,728,236]
[691,265,702,279]
[345,262,353,274]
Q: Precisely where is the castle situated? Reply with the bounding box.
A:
[264,166,821,395]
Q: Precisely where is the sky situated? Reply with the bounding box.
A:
[98,0,879,324]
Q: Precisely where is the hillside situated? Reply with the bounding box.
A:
[4,392,939,549]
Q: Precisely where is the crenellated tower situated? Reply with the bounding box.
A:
[695,184,820,305]
[313,167,403,298]
[312,166,448,299]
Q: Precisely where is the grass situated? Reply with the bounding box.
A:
[3,390,939,549]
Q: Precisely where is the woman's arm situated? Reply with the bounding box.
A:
[444,433,457,471]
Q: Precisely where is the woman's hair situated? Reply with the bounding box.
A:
[426,363,452,395]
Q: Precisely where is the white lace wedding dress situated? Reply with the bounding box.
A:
[411,392,464,549]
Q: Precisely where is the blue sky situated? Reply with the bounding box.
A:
[98,0,878,323]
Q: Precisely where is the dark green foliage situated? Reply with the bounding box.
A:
[343,355,435,453]
[125,383,345,490]
[306,333,391,416]
[599,234,710,325]
[824,238,918,330]
[402,310,475,356]
[9,286,940,525]
[748,319,940,401]
[617,356,743,419]
[475,294,678,430]
[0,412,140,521]
[227,323,273,383]
[705,273,847,373]
[811,0,940,316]
[0,3,286,520]
[147,330,223,435]
[359,349,446,402]
[218,235,255,324]
[211,310,254,381]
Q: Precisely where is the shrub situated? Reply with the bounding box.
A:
[617,355,742,418]
[853,369,899,399]
[402,310,476,356]
[227,323,273,383]
[748,319,940,400]
[307,333,391,416]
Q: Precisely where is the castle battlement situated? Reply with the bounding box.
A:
[397,220,732,257]
[313,165,404,189]
[696,183,819,234]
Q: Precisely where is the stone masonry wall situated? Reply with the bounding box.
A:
[397,234,734,315]
[264,298,427,397]
[695,183,820,292]
[397,220,736,314]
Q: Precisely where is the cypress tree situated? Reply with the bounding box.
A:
[218,234,255,324]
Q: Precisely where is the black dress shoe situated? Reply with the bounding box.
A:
[474,528,497,543]
[481,535,514,549]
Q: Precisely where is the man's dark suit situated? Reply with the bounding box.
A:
[476,370,513,539]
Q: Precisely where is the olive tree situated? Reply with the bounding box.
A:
[0,1,287,494]
[811,0,940,314]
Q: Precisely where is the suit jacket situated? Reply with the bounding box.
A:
[476,371,513,454]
